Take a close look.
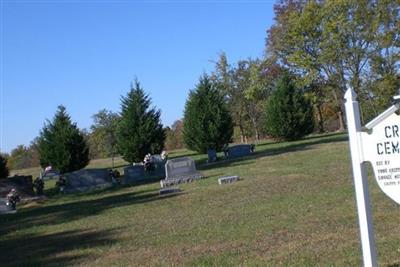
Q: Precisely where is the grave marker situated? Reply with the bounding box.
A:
[64,169,112,193]
[160,157,202,187]
[225,144,253,159]
[218,175,239,185]
[207,149,217,163]
[122,165,145,185]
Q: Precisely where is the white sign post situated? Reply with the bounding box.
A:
[345,88,400,267]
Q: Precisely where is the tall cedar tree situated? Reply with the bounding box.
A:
[0,154,9,179]
[265,73,314,140]
[116,80,165,163]
[183,75,233,153]
[38,106,89,174]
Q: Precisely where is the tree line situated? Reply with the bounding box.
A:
[1,0,398,176]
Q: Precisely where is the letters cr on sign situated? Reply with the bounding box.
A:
[361,104,400,204]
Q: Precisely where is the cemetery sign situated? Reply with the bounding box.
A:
[345,88,400,267]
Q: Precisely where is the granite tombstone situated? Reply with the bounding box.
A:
[225,144,253,159]
[122,164,145,185]
[160,157,202,187]
[64,169,112,193]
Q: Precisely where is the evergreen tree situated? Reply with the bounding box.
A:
[116,80,165,163]
[37,105,89,174]
[265,73,314,141]
[183,75,233,153]
[0,154,9,179]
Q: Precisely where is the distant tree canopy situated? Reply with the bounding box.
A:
[6,143,40,170]
[37,105,90,174]
[0,154,9,179]
[211,53,283,143]
[165,120,184,150]
[88,109,120,159]
[183,75,233,153]
[267,0,400,126]
[265,73,314,141]
[116,80,165,163]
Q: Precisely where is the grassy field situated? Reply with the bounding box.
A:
[1,133,399,266]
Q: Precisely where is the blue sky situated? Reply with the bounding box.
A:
[1,0,275,153]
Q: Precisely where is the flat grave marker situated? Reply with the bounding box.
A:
[159,187,181,195]
[218,175,240,185]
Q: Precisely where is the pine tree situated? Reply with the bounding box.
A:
[265,73,314,141]
[116,80,165,163]
[0,154,9,179]
[37,105,89,174]
[183,75,233,153]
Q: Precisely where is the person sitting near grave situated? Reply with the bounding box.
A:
[6,188,20,210]
[161,150,168,161]
[56,175,66,193]
[143,153,154,171]
[33,177,45,195]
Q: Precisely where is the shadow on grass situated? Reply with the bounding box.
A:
[0,228,118,267]
[0,188,180,237]
[387,264,400,267]
[197,132,348,171]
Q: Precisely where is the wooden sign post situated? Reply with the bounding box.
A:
[345,87,400,267]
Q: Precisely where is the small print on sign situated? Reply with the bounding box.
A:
[362,112,400,204]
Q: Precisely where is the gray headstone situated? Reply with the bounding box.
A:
[226,144,253,159]
[122,164,145,185]
[64,169,112,193]
[160,157,202,187]
[218,175,240,185]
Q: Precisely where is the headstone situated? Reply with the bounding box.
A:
[207,149,217,163]
[218,175,239,185]
[160,157,202,187]
[225,144,253,159]
[150,154,166,175]
[64,169,112,193]
[159,187,181,195]
[122,164,145,185]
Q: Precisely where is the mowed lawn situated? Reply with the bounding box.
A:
[1,133,399,266]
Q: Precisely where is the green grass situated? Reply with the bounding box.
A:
[1,133,400,266]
